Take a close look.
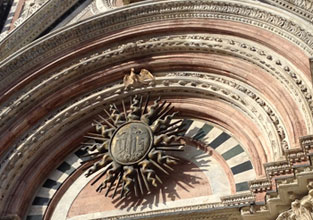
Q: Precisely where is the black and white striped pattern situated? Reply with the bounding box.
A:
[179,119,255,192]
[26,119,256,219]
[1,0,18,33]
[26,151,85,220]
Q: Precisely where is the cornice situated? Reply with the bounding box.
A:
[239,135,313,220]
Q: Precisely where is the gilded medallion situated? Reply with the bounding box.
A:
[81,95,185,198]
[110,122,153,165]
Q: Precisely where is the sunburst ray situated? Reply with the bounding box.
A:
[81,94,185,198]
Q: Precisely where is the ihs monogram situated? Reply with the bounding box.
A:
[81,95,185,198]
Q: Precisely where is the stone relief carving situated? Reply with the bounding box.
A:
[264,0,313,23]
[123,68,155,89]
[277,182,313,220]
[0,0,77,59]
[0,1,313,218]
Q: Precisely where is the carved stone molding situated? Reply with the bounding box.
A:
[265,0,313,23]
[1,0,313,74]
[166,72,288,158]
[0,0,79,59]
[0,75,282,213]
[1,36,310,216]
[0,34,311,125]
[0,35,310,144]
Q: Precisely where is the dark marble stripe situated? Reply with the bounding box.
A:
[57,161,76,175]
[32,197,50,206]
[222,145,244,160]
[231,161,253,175]
[209,132,231,149]
[42,179,61,190]
[75,148,88,158]
[235,181,249,192]
[193,124,213,140]
[177,119,193,136]
[26,215,43,220]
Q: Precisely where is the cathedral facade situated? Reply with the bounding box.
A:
[0,0,313,219]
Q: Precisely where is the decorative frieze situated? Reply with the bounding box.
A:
[285,148,309,164]
[1,35,311,137]
[0,0,79,58]
[264,161,293,177]
[266,0,313,23]
[2,0,313,76]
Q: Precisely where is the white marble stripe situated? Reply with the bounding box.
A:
[65,153,83,169]
[202,127,223,144]
[54,147,231,220]
[169,119,183,129]
[37,187,56,199]
[233,169,256,183]
[214,137,238,155]
[172,145,231,195]
[28,205,47,216]
[226,152,251,168]
[49,169,69,183]
[170,119,180,123]
[185,120,204,137]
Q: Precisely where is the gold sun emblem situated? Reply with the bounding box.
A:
[81,95,185,198]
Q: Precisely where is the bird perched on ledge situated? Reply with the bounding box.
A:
[123,68,155,89]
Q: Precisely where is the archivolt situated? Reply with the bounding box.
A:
[0,72,299,216]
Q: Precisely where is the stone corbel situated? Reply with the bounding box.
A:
[276,181,313,220]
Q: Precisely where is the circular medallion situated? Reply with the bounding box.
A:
[83,95,184,198]
[110,122,153,165]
